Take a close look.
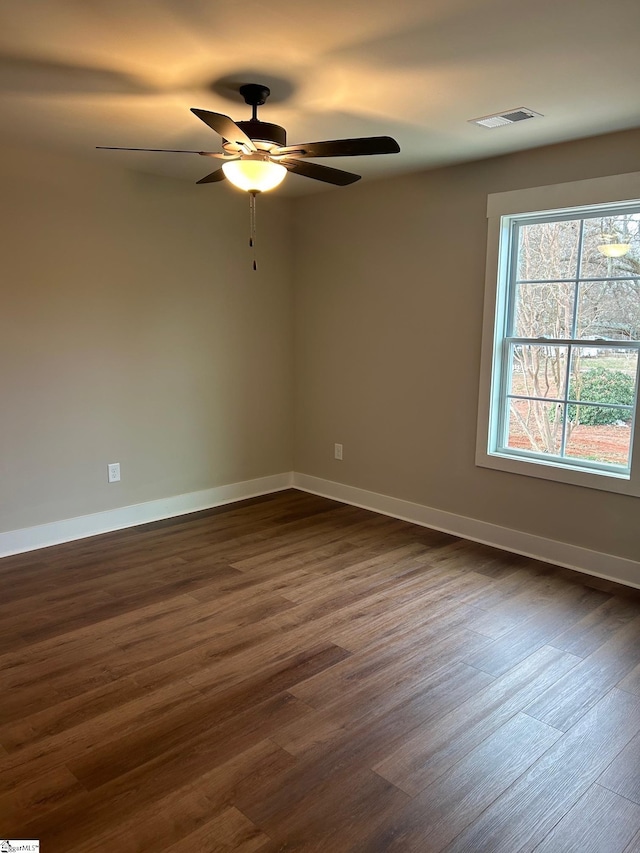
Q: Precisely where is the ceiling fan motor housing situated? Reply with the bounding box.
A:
[236,120,287,149]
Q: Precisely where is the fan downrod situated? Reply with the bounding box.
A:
[237,83,283,142]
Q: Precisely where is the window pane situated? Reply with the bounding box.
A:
[517,219,580,281]
[576,279,640,340]
[565,423,632,467]
[506,399,564,455]
[580,214,640,279]
[514,282,575,338]
[568,348,638,425]
[509,344,568,399]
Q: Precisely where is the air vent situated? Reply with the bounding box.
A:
[469,108,543,128]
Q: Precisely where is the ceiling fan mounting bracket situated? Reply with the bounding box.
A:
[239,84,271,108]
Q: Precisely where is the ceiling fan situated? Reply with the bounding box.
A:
[98,83,401,267]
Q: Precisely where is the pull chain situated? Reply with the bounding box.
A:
[249,190,258,271]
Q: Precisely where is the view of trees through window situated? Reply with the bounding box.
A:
[502,210,640,469]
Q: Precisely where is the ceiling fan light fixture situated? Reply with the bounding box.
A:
[597,242,631,258]
[222,158,287,192]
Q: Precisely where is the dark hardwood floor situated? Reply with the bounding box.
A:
[1,489,639,851]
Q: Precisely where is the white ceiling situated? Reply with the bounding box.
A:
[2,0,639,195]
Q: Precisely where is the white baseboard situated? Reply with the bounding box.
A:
[0,472,294,558]
[3,470,638,591]
[292,473,640,591]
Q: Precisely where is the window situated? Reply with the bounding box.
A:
[477,173,640,496]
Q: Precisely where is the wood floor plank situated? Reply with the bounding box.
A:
[187,565,316,605]
[531,783,640,853]
[0,637,135,712]
[0,590,116,643]
[0,679,204,796]
[0,554,237,626]
[464,605,526,640]
[245,767,410,853]
[184,641,351,703]
[619,662,640,696]
[598,730,640,804]
[525,615,640,731]
[464,586,610,678]
[462,562,572,611]
[0,675,149,752]
[240,662,495,822]
[0,764,86,826]
[549,596,640,658]
[367,712,561,852]
[0,681,66,727]
[328,596,478,656]
[625,830,640,853]
[442,688,640,853]
[0,490,638,852]
[288,627,488,711]
[66,689,310,792]
[164,805,268,852]
[286,661,493,761]
[13,739,295,852]
[374,644,580,796]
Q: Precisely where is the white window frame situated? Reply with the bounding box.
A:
[476,171,640,497]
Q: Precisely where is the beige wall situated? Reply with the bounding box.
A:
[293,128,640,562]
[3,129,640,564]
[0,145,294,533]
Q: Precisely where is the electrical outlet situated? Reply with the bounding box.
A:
[334,443,343,461]
[107,462,121,483]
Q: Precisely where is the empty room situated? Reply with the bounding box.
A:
[1,0,640,850]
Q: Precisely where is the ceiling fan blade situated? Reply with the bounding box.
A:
[191,109,257,152]
[96,147,226,157]
[281,158,361,186]
[275,136,400,159]
[196,168,226,184]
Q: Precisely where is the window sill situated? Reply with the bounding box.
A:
[476,447,640,497]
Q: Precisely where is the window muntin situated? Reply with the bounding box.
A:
[491,204,640,475]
